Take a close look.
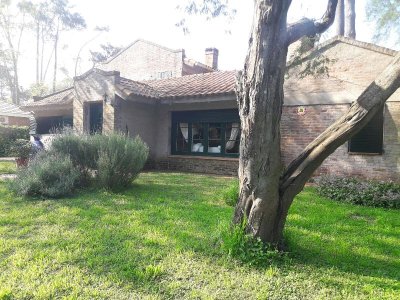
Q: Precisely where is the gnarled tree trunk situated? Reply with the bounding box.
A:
[233,0,400,248]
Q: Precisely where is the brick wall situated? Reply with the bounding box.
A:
[281,103,400,181]
[152,102,399,181]
[100,40,184,81]
[0,115,29,127]
[155,156,238,176]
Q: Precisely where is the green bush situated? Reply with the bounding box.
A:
[50,133,98,171]
[221,180,239,206]
[316,176,400,209]
[50,132,148,190]
[96,134,149,190]
[0,125,29,157]
[10,139,31,159]
[9,152,80,198]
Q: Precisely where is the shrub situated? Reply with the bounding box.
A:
[221,180,239,206]
[10,139,31,159]
[50,132,148,190]
[0,125,29,157]
[50,133,98,171]
[316,176,400,209]
[96,133,149,190]
[9,152,80,198]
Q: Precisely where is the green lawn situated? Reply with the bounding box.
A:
[0,161,16,174]
[0,172,398,299]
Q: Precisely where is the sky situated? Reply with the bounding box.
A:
[18,0,395,88]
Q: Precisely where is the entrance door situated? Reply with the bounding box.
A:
[89,102,103,134]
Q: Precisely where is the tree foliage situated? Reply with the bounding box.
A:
[367,0,400,42]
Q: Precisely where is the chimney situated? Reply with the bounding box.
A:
[205,48,219,70]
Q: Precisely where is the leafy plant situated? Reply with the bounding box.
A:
[220,220,282,267]
[10,139,31,159]
[8,152,80,198]
[221,179,239,206]
[0,125,29,157]
[317,176,400,209]
[96,133,149,190]
[50,132,148,190]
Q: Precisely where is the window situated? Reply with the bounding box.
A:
[171,109,240,157]
[348,107,384,154]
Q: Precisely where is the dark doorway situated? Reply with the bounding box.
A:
[89,102,103,134]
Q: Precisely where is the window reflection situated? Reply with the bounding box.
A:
[191,123,204,152]
[225,123,240,154]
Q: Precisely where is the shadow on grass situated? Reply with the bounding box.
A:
[1,173,399,295]
[29,172,232,294]
[285,188,400,288]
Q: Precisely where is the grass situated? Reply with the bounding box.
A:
[0,172,398,299]
[0,161,16,174]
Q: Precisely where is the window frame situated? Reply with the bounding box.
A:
[348,106,384,155]
[171,109,240,158]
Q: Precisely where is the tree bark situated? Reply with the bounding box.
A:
[335,0,344,35]
[36,21,40,85]
[234,0,338,247]
[53,21,59,93]
[345,0,356,39]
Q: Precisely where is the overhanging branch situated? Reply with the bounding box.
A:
[286,0,338,45]
[280,51,400,200]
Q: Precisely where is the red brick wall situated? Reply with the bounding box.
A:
[155,156,238,176]
[282,103,400,181]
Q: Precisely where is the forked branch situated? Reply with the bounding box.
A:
[286,0,338,45]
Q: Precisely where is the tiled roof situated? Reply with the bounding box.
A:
[117,78,160,99]
[0,101,31,117]
[22,87,74,108]
[119,70,236,99]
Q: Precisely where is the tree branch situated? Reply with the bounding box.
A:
[286,0,338,45]
[280,51,400,201]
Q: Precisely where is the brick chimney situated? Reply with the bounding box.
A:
[205,48,219,70]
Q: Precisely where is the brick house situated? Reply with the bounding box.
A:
[0,101,31,127]
[22,37,400,181]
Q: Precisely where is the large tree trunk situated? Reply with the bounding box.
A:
[232,0,399,248]
[234,0,290,246]
[234,0,338,246]
[345,0,356,39]
[335,0,344,35]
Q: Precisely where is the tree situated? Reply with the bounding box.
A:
[335,0,355,38]
[186,0,400,247]
[345,0,356,38]
[49,0,85,92]
[367,0,400,42]
[335,0,344,35]
[0,0,33,104]
[89,43,122,67]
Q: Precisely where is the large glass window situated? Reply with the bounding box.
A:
[172,109,240,157]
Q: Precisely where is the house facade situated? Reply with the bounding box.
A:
[22,37,400,181]
[0,101,31,127]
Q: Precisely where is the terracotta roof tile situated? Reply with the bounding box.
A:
[119,70,237,99]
